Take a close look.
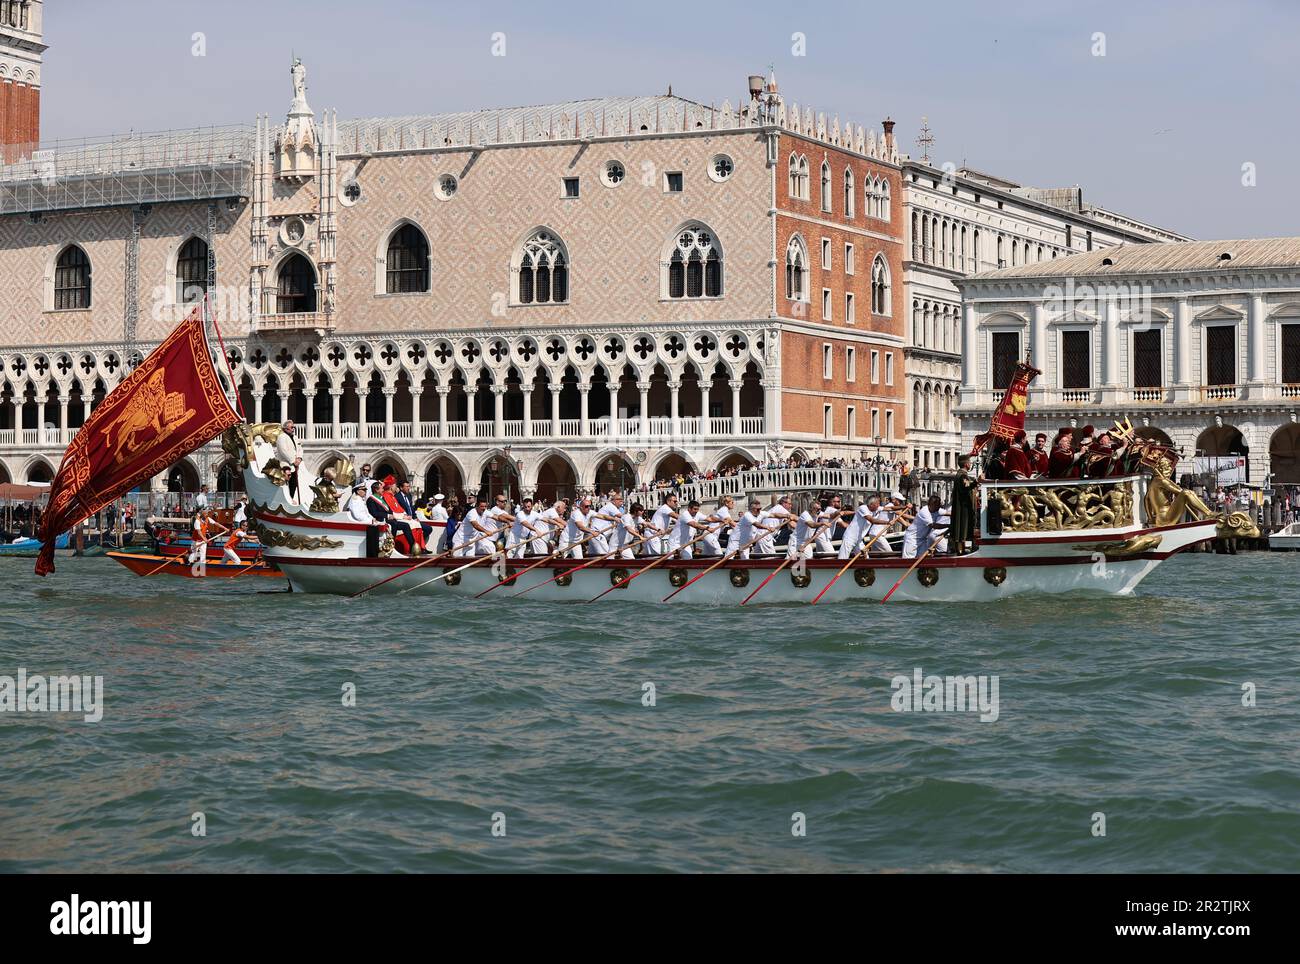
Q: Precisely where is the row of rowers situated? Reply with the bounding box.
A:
[341,479,957,562]
[984,425,1135,482]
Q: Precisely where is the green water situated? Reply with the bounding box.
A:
[0,552,1296,872]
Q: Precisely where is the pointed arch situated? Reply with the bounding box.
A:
[379,219,430,294]
[512,227,569,305]
[663,221,723,299]
[275,251,317,313]
[843,167,855,218]
[51,244,91,310]
[785,234,809,302]
[820,160,832,212]
[871,254,891,315]
[173,235,210,304]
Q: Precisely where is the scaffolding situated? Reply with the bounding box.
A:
[0,125,255,215]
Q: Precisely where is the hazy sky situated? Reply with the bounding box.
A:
[42,0,1298,240]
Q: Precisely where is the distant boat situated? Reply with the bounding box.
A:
[1268,521,1300,551]
[0,532,70,557]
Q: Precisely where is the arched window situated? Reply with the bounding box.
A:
[880,179,890,220]
[820,162,832,213]
[844,168,855,218]
[175,236,209,303]
[515,230,568,304]
[54,245,91,310]
[787,154,799,198]
[797,155,810,200]
[666,224,723,299]
[385,223,430,293]
[276,252,317,313]
[785,236,808,302]
[871,256,891,315]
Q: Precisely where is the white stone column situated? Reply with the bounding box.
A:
[1030,302,1049,392]
[638,382,650,439]
[1101,297,1120,402]
[436,385,450,439]
[409,388,423,436]
[549,384,562,436]
[1247,293,1266,397]
[493,385,506,438]
[58,395,69,444]
[763,377,781,436]
[578,385,590,436]
[1173,298,1192,402]
[668,381,681,438]
[357,385,369,438]
[961,304,978,390]
[304,389,316,438]
[730,380,743,435]
[383,388,395,439]
[252,391,265,424]
[278,390,291,426]
[330,389,342,440]
[522,387,533,438]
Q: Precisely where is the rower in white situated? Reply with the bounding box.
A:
[702,495,735,556]
[535,498,567,556]
[674,499,710,559]
[757,495,794,555]
[903,495,949,558]
[651,494,680,555]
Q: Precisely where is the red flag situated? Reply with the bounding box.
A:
[35,307,240,575]
[970,360,1041,454]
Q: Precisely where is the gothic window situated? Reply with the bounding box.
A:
[844,168,855,218]
[788,154,799,198]
[276,252,317,313]
[820,162,832,213]
[1133,328,1162,388]
[870,255,891,315]
[880,178,890,220]
[176,236,210,303]
[54,245,91,310]
[785,236,808,302]
[385,223,430,293]
[515,230,568,304]
[666,225,722,299]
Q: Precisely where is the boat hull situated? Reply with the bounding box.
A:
[107,551,282,579]
[269,518,1216,602]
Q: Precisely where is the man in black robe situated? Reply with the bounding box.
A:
[949,453,978,554]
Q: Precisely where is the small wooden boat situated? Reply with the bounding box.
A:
[107,551,282,579]
[0,532,70,557]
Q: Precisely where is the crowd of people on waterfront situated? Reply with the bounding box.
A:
[644,454,914,494]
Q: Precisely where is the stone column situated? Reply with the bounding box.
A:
[383,388,395,439]
[357,385,369,438]
[1173,298,1192,402]
[522,387,533,438]
[549,384,562,436]
[1101,297,1119,403]
[304,388,316,438]
[730,380,743,435]
[638,381,650,439]
[493,385,506,438]
[409,388,423,436]
[330,389,342,440]
[961,304,978,390]
[763,377,781,437]
[436,385,450,439]
[1247,293,1267,397]
[668,381,681,438]
[58,395,69,444]
[606,382,617,426]
[252,390,265,424]
[1031,302,1049,393]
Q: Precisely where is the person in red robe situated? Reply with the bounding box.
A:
[1005,430,1034,479]
[1030,433,1050,476]
[1048,428,1083,478]
[381,475,426,554]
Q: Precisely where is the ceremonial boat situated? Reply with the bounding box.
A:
[222,423,1254,604]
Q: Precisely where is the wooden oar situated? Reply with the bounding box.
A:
[661,527,771,602]
[471,525,594,598]
[810,511,913,605]
[348,524,503,599]
[396,547,503,595]
[881,535,945,603]
[739,519,836,605]
[144,525,228,577]
[585,528,714,603]
[513,529,658,598]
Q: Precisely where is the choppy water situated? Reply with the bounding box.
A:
[0,552,1296,873]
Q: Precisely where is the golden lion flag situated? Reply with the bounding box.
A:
[35,306,240,575]
[969,360,1041,454]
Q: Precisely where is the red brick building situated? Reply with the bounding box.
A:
[0,0,42,163]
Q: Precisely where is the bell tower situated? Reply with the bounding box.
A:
[0,0,45,163]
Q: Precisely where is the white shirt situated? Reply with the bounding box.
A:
[905,506,940,544]
[348,495,371,524]
[675,509,698,544]
[511,507,539,541]
[651,504,676,537]
[233,503,247,524]
[426,503,448,524]
[566,508,591,543]
[793,509,818,546]
[593,501,621,533]
[867,505,894,539]
[736,510,765,545]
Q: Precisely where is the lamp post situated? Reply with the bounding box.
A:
[873,435,884,494]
